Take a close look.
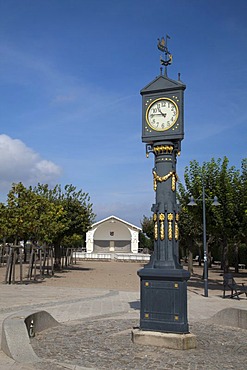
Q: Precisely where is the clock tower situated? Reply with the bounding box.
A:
[142,74,185,143]
[136,37,191,336]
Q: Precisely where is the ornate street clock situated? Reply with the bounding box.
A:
[141,74,186,143]
[133,36,194,343]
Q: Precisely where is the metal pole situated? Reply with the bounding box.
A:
[202,185,208,297]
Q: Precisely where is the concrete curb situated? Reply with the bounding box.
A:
[208,307,247,329]
[131,328,197,349]
[1,310,60,363]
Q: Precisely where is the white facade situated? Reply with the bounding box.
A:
[86,215,141,254]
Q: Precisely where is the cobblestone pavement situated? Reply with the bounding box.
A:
[1,262,246,369]
[31,317,247,370]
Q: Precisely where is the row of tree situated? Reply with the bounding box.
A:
[0,182,95,267]
[1,157,246,273]
[141,157,247,273]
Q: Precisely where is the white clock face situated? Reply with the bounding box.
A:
[146,98,179,131]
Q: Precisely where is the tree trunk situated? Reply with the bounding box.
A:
[222,237,229,273]
[234,242,239,273]
[188,250,193,274]
[208,249,212,268]
[54,242,62,271]
[198,248,202,266]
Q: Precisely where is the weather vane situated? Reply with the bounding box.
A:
[157,35,173,76]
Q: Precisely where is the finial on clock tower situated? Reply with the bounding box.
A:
[157,35,172,76]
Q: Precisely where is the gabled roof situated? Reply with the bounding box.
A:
[90,215,141,231]
[140,74,186,95]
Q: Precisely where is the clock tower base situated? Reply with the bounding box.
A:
[138,267,190,333]
[132,328,197,349]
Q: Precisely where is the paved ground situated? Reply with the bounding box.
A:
[0,261,246,369]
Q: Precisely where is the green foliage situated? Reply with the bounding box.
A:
[141,216,154,240]
[33,183,95,247]
[238,244,247,266]
[0,203,9,240]
[0,182,96,250]
[178,157,247,272]
[140,215,154,251]
[61,234,84,248]
[139,232,153,251]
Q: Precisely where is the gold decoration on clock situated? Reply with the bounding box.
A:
[153,145,173,155]
[168,213,174,221]
[172,173,177,191]
[154,220,158,240]
[159,213,165,240]
[168,213,173,240]
[160,223,165,240]
[175,224,179,240]
[152,170,178,191]
[175,213,179,240]
[175,223,179,240]
[159,213,165,221]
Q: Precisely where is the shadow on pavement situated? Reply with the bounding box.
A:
[129,300,140,310]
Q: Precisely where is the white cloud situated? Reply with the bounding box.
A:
[0,134,62,195]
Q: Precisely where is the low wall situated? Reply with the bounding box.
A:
[74,252,150,262]
[208,308,247,330]
[1,310,60,363]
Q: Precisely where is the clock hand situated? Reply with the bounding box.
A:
[150,113,163,118]
[158,107,167,118]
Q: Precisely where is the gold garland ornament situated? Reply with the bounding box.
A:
[154,221,158,240]
[153,170,178,191]
[159,213,165,240]
[167,213,174,240]
[153,213,158,240]
[175,213,179,241]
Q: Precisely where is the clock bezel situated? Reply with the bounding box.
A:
[146,97,179,132]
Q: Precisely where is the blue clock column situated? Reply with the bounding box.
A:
[138,140,190,333]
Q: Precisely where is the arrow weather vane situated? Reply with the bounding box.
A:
[157,35,173,76]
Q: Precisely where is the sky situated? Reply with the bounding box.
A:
[0,0,246,227]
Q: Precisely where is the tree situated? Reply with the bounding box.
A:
[5,182,66,245]
[0,203,9,244]
[1,182,95,270]
[207,158,243,272]
[139,232,153,252]
[141,215,154,251]
[178,157,246,273]
[239,159,247,245]
[33,184,95,268]
[6,182,34,244]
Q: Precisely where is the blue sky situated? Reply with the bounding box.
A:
[0,0,246,226]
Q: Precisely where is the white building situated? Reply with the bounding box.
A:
[86,215,141,254]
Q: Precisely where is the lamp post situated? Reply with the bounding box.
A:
[188,185,220,297]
